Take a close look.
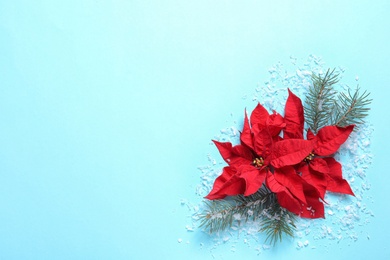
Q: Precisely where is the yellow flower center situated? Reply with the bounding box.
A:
[305,152,315,162]
[252,157,264,167]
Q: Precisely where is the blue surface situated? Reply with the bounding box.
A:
[0,1,389,259]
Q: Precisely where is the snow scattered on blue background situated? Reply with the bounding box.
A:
[183,55,374,254]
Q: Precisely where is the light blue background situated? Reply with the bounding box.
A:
[1,1,389,259]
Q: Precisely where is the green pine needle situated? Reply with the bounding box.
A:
[305,68,371,131]
[259,203,297,245]
[304,68,339,133]
[198,187,296,244]
[332,86,372,127]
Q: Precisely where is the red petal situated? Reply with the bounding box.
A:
[310,158,329,174]
[300,162,327,200]
[250,103,269,127]
[212,140,253,168]
[284,89,304,139]
[240,110,254,150]
[266,172,301,215]
[323,157,354,196]
[238,165,267,196]
[276,193,302,216]
[307,129,315,141]
[300,183,325,219]
[252,126,273,157]
[274,167,306,204]
[266,112,286,136]
[270,139,314,168]
[273,135,283,142]
[205,167,245,200]
[315,125,354,156]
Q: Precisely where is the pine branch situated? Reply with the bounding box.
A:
[198,187,272,233]
[260,202,297,245]
[332,86,372,127]
[198,187,296,244]
[304,68,339,133]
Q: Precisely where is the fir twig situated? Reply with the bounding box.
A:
[332,86,372,127]
[198,187,296,244]
[260,202,297,245]
[198,187,272,233]
[305,68,339,133]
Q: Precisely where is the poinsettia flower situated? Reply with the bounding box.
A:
[303,126,355,197]
[206,103,313,200]
[267,89,354,218]
[205,141,268,200]
[284,89,355,198]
